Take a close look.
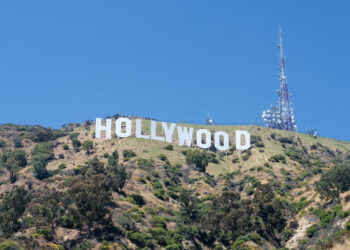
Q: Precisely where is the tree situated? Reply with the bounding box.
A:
[68,175,112,234]
[0,188,30,236]
[178,189,200,223]
[107,164,127,193]
[72,139,81,152]
[13,137,23,148]
[69,133,81,152]
[4,157,20,183]
[82,140,93,154]
[184,150,218,172]
[0,149,27,183]
[200,185,289,248]
[33,160,50,180]
[31,142,53,180]
[108,150,119,166]
[316,165,350,200]
[29,189,67,240]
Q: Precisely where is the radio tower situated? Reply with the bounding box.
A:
[278,26,296,131]
[262,26,297,131]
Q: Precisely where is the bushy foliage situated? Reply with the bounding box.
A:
[31,142,54,180]
[0,188,30,236]
[269,154,286,164]
[131,194,145,206]
[137,158,154,168]
[13,137,23,148]
[108,150,119,166]
[185,149,218,172]
[164,144,173,150]
[200,184,290,247]
[68,175,112,234]
[29,189,67,240]
[69,133,81,152]
[28,126,66,143]
[307,224,318,237]
[82,140,93,153]
[0,149,27,182]
[123,149,136,161]
[316,165,350,199]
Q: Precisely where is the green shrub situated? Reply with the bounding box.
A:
[164,144,173,150]
[282,228,295,242]
[151,216,167,229]
[245,186,254,196]
[242,150,252,161]
[0,240,19,250]
[108,150,119,166]
[62,144,69,150]
[35,227,52,238]
[137,158,154,168]
[232,157,239,163]
[278,136,295,144]
[103,152,109,158]
[131,194,146,206]
[0,140,6,148]
[58,163,66,169]
[13,137,23,148]
[72,139,81,152]
[82,140,93,153]
[165,244,182,250]
[154,189,168,201]
[158,154,168,161]
[123,149,137,161]
[346,221,350,231]
[316,164,350,200]
[31,142,53,180]
[269,154,286,163]
[185,150,218,172]
[129,232,152,248]
[27,126,66,143]
[306,224,318,237]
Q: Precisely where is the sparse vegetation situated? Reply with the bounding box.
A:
[123,149,136,161]
[269,154,286,163]
[0,122,349,249]
[82,140,94,154]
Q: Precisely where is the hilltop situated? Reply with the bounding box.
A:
[0,119,350,250]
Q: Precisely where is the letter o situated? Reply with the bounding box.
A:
[214,131,229,151]
[116,118,131,138]
[196,129,211,149]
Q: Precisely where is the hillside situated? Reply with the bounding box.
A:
[0,119,350,250]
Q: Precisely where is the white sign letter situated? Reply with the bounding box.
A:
[177,126,193,147]
[214,131,229,151]
[236,130,251,150]
[162,122,176,143]
[151,120,165,141]
[196,129,211,149]
[95,118,112,139]
[136,119,150,139]
[116,117,131,138]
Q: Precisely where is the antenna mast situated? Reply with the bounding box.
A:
[262,26,297,131]
[277,26,297,131]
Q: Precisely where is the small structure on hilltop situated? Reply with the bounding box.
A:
[205,114,215,125]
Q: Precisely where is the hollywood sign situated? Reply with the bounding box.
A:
[95,118,251,151]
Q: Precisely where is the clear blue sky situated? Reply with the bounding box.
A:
[1,1,349,142]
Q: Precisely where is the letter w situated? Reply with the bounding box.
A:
[177,126,193,147]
